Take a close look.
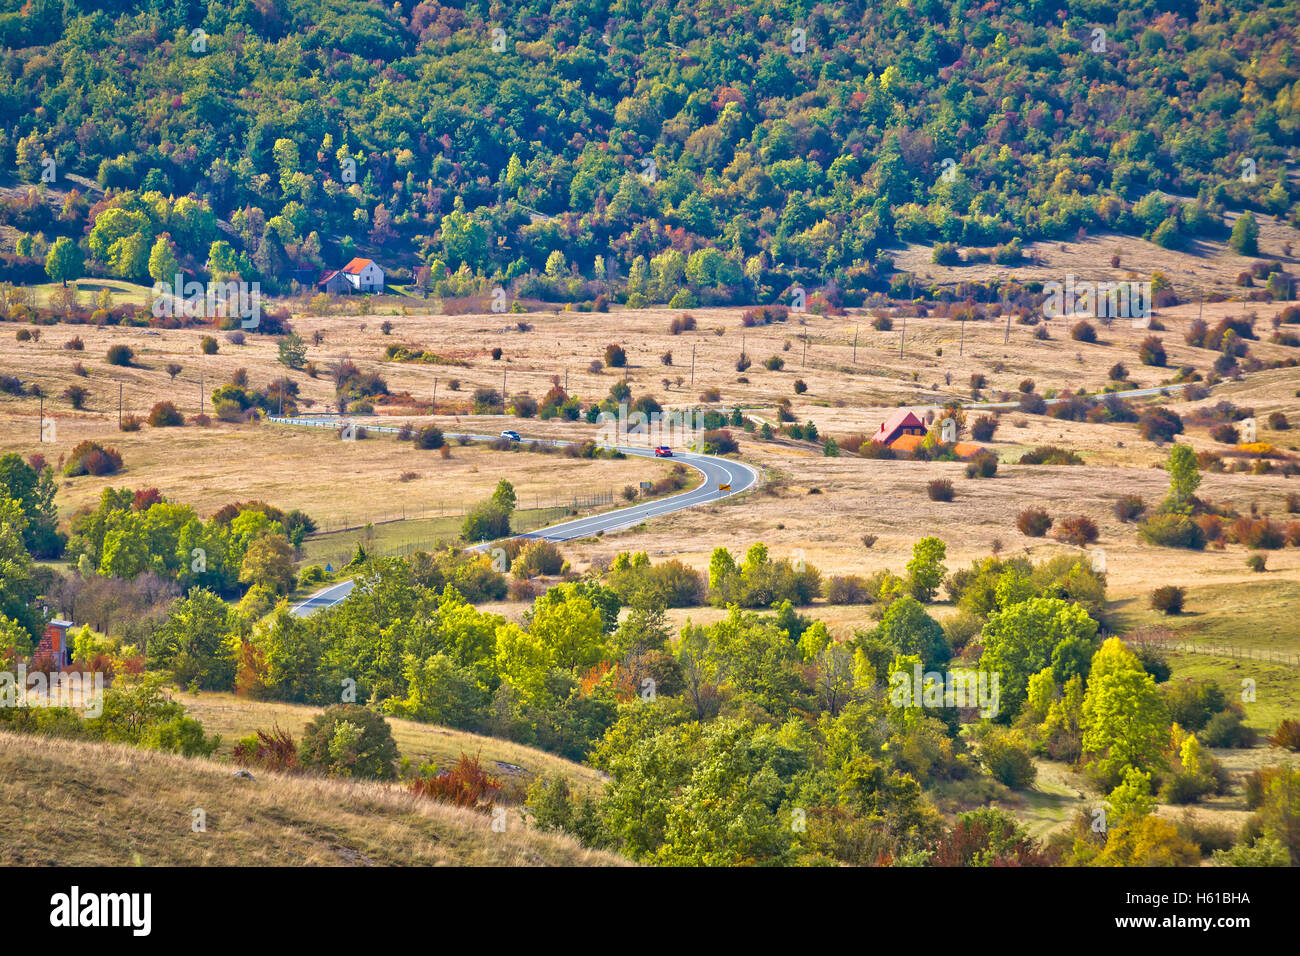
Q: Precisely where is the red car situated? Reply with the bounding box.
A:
[654,446,673,457]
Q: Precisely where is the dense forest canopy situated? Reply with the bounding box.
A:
[0,0,1297,301]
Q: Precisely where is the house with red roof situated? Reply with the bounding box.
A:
[872,409,927,447]
[319,258,385,294]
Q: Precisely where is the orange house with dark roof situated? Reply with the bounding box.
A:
[873,410,927,446]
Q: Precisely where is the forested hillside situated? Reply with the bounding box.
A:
[0,0,1297,301]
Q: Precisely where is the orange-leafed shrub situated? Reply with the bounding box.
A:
[1195,514,1223,542]
[232,724,300,773]
[1054,515,1099,546]
[1267,719,1300,752]
[1230,517,1285,549]
[409,753,502,812]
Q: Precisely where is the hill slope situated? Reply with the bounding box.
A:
[0,730,625,866]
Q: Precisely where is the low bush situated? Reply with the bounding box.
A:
[1201,708,1256,748]
[1230,517,1285,549]
[970,415,998,442]
[414,425,445,450]
[1016,508,1052,537]
[1018,392,1047,414]
[927,478,955,502]
[63,440,123,477]
[825,575,872,604]
[512,540,566,578]
[147,401,184,427]
[1138,335,1167,366]
[1138,407,1183,442]
[298,704,399,780]
[232,724,300,773]
[1113,495,1146,522]
[964,451,998,478]
[1018,445,1083,466]
[62,384,89,409]
[1267,718,1300,751]
[1210,423,1239,444]
[1138,514,1206,550]
[1150,585,1185,614]
[980,731,1037,790]
[1053,515,1099,546]
[409,753,501,812]
[702,429,738,454]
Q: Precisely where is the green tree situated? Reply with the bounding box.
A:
[1161,443,1201,514]
[251,608,325,702]
[871,595,949,668]
[528,591,606,671]
[1108,767,1156,823]
[1228,211,1259,255]
[708,546,737,593]
[491,479,517,514]
[1252,766,1300,865]
[147,235,180,284]
[278,331,307,370]
[654,719,802,865]
[462,501,510,542]
[0,496,42,643]
[1081,637,1170,787]
[0,453,63,557]
[45,237,83,287]
[146,588,237,689]
[239,532,297,596]
[906,536,947,602]
[979,598,1099,717]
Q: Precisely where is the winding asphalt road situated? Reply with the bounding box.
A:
[271,416,758,616]
[963,381,1194,410]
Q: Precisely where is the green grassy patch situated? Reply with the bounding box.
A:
[1111,578,1300,657]
[1165,652,1299,734]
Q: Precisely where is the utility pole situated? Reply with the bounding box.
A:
[690,344,696,386]
[959,316,966,356]
[853,326,858,364]
[501,368,506,411]
[199,373,203,415]
[432,377,438,415]
[38,395,43,442]
[1004,308,1011,344]
[900,315,906,357]
[118,383,123,429]
[802,332,808,367]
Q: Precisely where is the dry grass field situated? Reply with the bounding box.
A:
[3,285,1300,617]
[0,730,623,866]
[3,270,1298,749]
[892,213,1300,301]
